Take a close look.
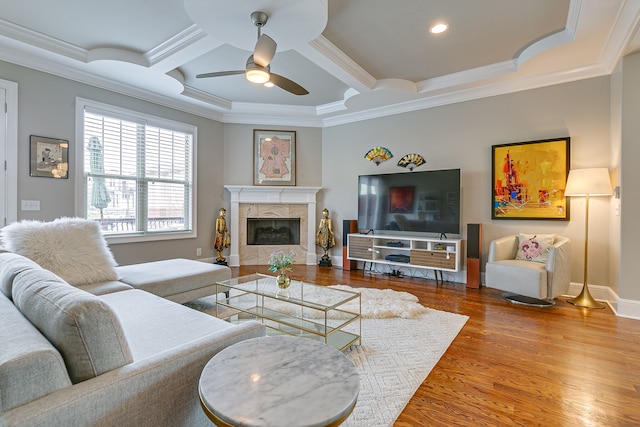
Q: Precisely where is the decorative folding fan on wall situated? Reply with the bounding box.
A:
[397,153,425,171]
[364,147,393,166]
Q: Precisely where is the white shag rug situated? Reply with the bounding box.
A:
[186,284,429,319]
[186,286,468,426]
[329,284,430,319]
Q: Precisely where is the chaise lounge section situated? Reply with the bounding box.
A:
[0,218,265,426]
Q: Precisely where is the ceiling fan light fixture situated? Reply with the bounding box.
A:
[430,22,448,34]
[246,68,270,84]
[196,12,308,95]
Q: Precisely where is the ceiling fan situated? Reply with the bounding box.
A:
[196,11,309,96]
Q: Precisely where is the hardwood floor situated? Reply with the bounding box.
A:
[233,264,640,426]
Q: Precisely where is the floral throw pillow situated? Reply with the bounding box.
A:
[515,234,555,263]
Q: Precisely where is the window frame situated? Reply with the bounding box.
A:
[75,97,197,244]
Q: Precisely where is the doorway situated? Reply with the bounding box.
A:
[0,79,18,226]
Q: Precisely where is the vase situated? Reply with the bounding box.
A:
[276,271,291,289]
[276,271,291,299]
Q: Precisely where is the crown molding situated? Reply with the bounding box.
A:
[0,0,635,129]
[304,36,376,93]
[599,0,640,72]
[0,18,86,62]
[321,61,611,127]
[0,36,617,130]
[145,24,208,66]
[222,102,323,127]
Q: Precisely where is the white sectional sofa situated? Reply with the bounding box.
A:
[0,218,265,427]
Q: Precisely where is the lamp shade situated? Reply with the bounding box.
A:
[564,168,613,197]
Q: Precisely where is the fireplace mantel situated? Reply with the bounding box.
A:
[224,186,322,266]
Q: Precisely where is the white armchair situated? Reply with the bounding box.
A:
[485,234,571,300]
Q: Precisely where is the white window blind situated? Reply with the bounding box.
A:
[80,103,194,237]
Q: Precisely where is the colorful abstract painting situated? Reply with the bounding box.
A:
[491,137,570,220]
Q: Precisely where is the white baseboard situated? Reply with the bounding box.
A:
[567,282,640,320]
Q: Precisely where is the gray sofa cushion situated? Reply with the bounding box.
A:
[0,252,40,299]
[116,258,231,303]
[12,268,133,383]
[76,280,134,296]
[0,293,72,411]
[0,217,118,286]
[99,289,242,360]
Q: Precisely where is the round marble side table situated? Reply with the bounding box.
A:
[199,335,360,427]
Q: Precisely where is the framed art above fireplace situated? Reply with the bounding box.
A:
[253,129,296,186]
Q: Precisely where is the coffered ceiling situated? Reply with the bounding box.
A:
[1,0,639,127]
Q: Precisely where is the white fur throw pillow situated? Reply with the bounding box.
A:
[0,217,118,286]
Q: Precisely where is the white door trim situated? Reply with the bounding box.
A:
[0,79,18,226]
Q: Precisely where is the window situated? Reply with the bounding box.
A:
[76,98,196,242]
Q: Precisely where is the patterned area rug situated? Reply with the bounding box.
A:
[185,287,468,426]
[343,309,467,426]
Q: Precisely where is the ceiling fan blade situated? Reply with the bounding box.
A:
[253,34,276,67]
[269,73,309,95]
[196,70,245,79]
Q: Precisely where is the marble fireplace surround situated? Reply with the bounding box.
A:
[224,186,322,267]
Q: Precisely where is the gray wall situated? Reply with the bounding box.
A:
[321,77,613,288]
[222,124,322,187]
[620,52,640,301]
[1,61,225,265]
[610,60,623,298]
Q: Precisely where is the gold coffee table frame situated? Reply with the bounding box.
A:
[216,274,361,351]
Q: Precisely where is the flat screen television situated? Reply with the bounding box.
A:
[357,168,461,235]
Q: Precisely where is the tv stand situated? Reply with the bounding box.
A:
[347,233,461,274]
[386,268,405,278]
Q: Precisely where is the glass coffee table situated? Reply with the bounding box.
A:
[215,274,361,351]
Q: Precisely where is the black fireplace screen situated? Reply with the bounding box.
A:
[247,218,301,245]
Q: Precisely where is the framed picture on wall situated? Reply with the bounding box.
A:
[29,135,69,179]
[491,137,570,220]
[253,129,296,186]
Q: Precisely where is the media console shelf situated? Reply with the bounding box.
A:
[347,233,462,273]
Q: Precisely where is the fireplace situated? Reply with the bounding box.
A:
[247,218,301,245]
[224,185,322,266]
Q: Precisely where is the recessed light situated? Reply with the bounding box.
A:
[430,23,448,34]
[264,81,274,88]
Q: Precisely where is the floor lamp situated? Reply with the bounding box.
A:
[564,168,613,309]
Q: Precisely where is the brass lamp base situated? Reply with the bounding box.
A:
[567,284,605,309]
